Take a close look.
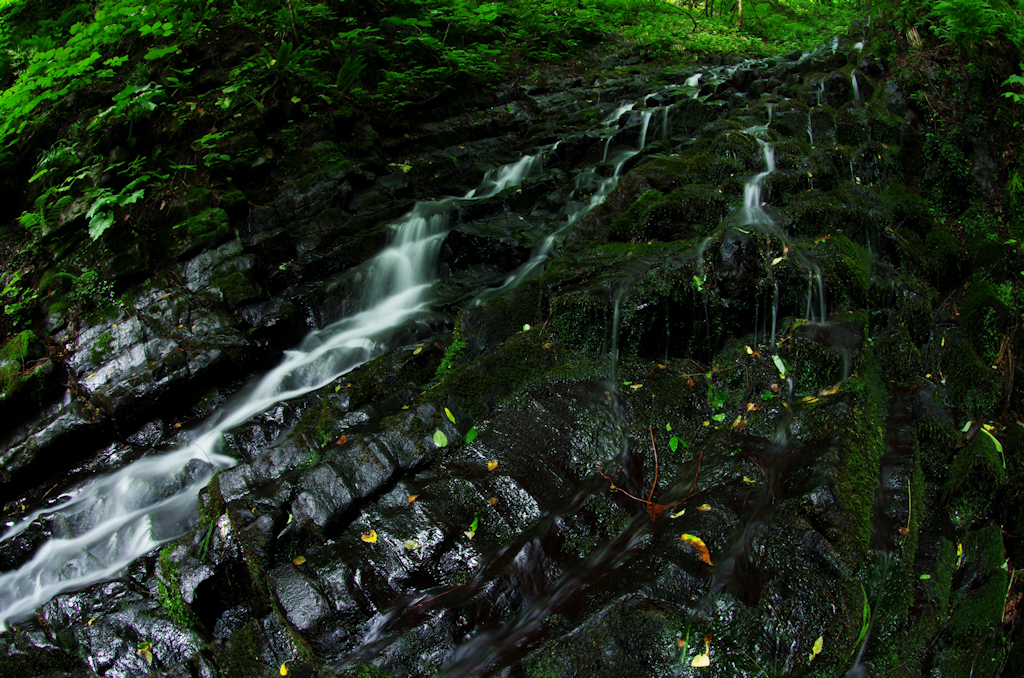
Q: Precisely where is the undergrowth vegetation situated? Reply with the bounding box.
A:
[0,0,861,341]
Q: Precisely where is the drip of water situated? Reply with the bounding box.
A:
[771,280,779,346]
[0,150,547,630]
[807,113,815,145]
[851,70,861,102]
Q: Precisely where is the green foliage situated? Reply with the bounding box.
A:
[930,0,1024,53]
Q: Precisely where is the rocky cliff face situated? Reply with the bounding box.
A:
[2,31,1023,678]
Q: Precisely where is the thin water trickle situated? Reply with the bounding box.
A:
[475,107,660,306]
[851,70,861,102]
[0,150,547,630]
[807,114,815,145]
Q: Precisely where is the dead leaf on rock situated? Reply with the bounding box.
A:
[681,533,713,565]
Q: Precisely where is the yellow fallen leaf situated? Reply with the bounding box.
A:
[745,345,753,354]
[404,540,420,550]
[292,556,306,565]
[696,503,711,512]
[691,653,710,667]
[670,509,686,518]
[771,256,785,266]
[408,494,419,503]
[487,460,498,471]
[413,347,422,355]
[361,530,377,543]
[280,660,291,675]
[681,533,713,565]
[88,617,96,625]
[743,476,756,483]
[630,383,643,390]
[809,635,823,663]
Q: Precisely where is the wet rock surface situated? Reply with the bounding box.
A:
[3,32,1024,678]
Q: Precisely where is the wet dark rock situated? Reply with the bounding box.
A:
[2,35,1019,678]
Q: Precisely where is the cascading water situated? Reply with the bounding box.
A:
[0,150,545,630]
[851,70,861,102]
[474,103,661,306]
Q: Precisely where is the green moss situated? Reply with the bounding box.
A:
[156,544,196,629]
[0,330,52,403]
[948,525,1007,636]
[938,334,1001,418]
[872,324,921,384]
[174,207,233,256]
[217,621,265,678]
[210,269,262,309]
[943,431,1006,519]
[823,348,887,556]
[960,279,1014,366]
[434,329,467,379]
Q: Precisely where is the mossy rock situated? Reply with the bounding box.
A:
[943,431,1006,515]
[175,208,233,258]
[634,152,743,191]
[0,330,54,405]
[937,332,1001,418]
[210,269,263,310]
[786,187,885,244]
[802,348,888,556]
[930,525,1008,675]
[873,323,922,384]
[960,279,1015,366]
[606,184,729,243]
[924,226,964,291]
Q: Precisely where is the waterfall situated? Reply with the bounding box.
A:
[475,106,660,306]
[2,87,682,628]
[0,151,545,630]
[851,70,861,102]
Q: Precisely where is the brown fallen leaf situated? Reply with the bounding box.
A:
[335,435,347,445]
[407,494,419,503]
[696,503,711,511]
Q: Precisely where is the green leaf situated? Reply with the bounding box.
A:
[118,188,145,207]
[981,428,1005,468]
[711,413,726,422]
[465,426,478,444]
[669,436,679,452]
[88,211,115,240]
[665,423,672,431]
[433,429,448,448]
[144,44,178,61]
[469,516,479,532]
[445,407,456,423]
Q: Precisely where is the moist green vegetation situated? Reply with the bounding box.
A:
[0,0,862,348]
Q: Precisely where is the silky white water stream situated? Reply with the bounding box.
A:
[0,152,544,629]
